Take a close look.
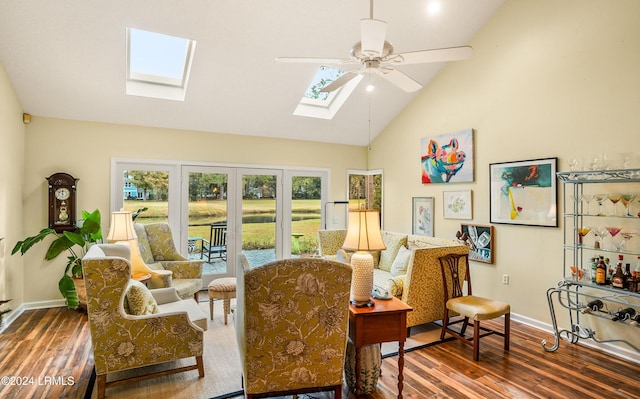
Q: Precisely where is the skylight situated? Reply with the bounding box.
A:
[294,66,362,120]
[126,28,196,101]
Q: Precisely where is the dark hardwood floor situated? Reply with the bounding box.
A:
[1,307,640,399]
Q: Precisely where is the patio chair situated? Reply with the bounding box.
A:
[203,223,227,262]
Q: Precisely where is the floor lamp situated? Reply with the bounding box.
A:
[342,209,386,307]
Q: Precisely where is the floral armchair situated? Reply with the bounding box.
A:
[235,255,352,399]
[134,223,204,299]
[83,244,206,399]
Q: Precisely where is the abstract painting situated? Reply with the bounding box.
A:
[420,129,474,184]
[489,157,557,227]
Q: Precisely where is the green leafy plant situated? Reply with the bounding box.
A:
[12,209,103,309]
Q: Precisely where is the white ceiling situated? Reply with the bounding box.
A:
[0,0,505,146]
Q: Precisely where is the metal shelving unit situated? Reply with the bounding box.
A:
[542,168,640,353]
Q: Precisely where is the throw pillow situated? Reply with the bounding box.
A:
[378,232,408,272]
[390,246,412,277]
[124,280,159,315]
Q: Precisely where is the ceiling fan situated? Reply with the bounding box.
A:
[276,0,473,93]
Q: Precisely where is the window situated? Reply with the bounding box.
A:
[348,169,383,225]
[293,66,362,120]
[126,28,196,101]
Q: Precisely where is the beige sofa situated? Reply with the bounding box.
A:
[318,230,469,330]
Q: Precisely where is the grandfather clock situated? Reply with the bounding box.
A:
[46,172,79,233]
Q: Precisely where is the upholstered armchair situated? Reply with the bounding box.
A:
[317,229,348,260]
[134,223,204,299]
[83,244,206,399]
[235,255,353,399]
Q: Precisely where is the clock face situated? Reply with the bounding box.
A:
[55,187,71,200]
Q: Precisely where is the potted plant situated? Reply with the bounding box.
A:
[12,209,102,309]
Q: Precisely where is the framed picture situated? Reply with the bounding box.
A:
[412,197,434,236]
[489,157,558,227]
[443,190,472,219]
[420,128,474,184]
[460,224,494,264]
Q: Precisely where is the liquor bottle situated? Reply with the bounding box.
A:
[624,263,633,290]
[596,256,607,285]
[634,256,640,279]
[612,255,624,289]
[580,299,604,314]
[605,257,612,285]
[612,307,636,322]
[590,257,598,284]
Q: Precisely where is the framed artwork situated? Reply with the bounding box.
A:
[412,197,434,236]
[489,157,558,227]
[443,190,472,219]
[420,128,474,184]
[460,224,494,264]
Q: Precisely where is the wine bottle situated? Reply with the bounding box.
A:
[581,299,604,314]
[612,307,636,322]
[624,263,633,290]
[630,314,640,327]
[590,257,597,284]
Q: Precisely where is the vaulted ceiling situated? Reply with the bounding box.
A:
[0,0,505,146]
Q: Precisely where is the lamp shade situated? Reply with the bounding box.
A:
[106,210,137,243]
[342,210,385,252]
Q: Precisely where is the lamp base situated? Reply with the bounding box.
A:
[350,298,375,308]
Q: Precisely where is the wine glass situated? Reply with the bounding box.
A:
[593,227,607,249]
[605,226,622,251]
[582,194,594,215]
[570,194,584,214]
[620,193,637,217]
[594,194,608,216]
[577,227,591,246]
[608,194,622,216]
[619,231,637,252]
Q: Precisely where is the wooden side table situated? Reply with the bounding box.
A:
[349,297,413,399]
[131,272,151,286]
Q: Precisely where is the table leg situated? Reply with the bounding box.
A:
[397,341,405,399]
[355,345,362,398]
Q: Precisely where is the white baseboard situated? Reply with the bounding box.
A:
[511,312,640,365]
[0,299,66,333]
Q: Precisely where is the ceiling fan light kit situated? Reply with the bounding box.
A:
[277,0,473,94]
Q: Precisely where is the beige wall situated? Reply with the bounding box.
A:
[369,0,640,349]
[0,62,26,309]
[20,117,367,302]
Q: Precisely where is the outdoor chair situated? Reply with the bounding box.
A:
[203,223,227,262]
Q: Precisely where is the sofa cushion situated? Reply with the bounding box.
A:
[124,280,159,315]
[378,232,407,272]
[390,246,411,277]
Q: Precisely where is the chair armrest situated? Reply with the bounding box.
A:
[150,287,182,305]
[161,260,204,279]
[98,244,131,259]
[147,269,173,289]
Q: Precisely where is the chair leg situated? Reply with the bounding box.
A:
[97,374,106,399]
[196,355,205,378]
[209,298,214,320]
[440,311,450,340]
[334,384,342,399]
[460,316,470,336]
[223,298,230,325]
[473,320,480,361]
[504,313,511,351]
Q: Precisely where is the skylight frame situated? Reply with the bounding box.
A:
[125,28,197,101]
[294,66,361,120]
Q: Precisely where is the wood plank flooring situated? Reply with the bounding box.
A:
[1,306,640,399]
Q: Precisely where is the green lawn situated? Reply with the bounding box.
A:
[126,199,322,253]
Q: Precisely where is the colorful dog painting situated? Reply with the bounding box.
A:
[420,129,474,184]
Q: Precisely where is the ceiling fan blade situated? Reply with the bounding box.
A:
[275,56,346,64]
[320,71,361,93]
[360,18,387,57]
[391,46,473,65]
[376,68,422,92]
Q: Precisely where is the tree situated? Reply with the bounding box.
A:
[128,171,169,200]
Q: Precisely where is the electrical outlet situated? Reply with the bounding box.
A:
[502,274,509,285]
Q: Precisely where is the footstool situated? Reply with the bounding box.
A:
[208,277,237,325]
